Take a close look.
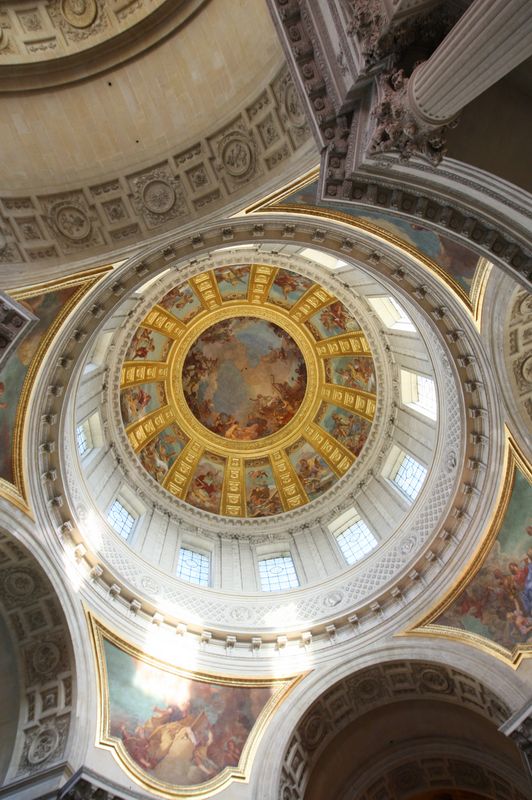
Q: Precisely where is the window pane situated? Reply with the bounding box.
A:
[388,297,415,330]
[368,296,416,332]
[258,555,299,592]
[177,547,210,587]
[107,499,136,540]
[76,422,92,456]
[415,374,437,419]
[393,454,427,501]
[336,520,378,565]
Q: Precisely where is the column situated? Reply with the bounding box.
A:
[409,0,532,125]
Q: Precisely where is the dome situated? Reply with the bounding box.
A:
[62,229,461,626]
[1,3,531,799]
[118,264,377,518]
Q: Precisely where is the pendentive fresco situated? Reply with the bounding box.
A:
[434,463,532,652]
[277,181,480,297]
[92,619,300,794]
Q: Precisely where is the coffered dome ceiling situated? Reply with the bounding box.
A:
[0,0,315,281]
[119,265,376,518]
[0,0,208,88]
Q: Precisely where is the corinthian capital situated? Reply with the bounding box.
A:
[342,0,389,63]
[369,69,457,166]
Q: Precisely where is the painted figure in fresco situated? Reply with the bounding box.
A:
[121,701,211,777]
[247,468,281,517]
[224,418,262,441]
[192,728,218,778]
[183,319,307,441]
[506,610,532,639]
[319,301,353,333]
[106,638,276,787]
[187,466,223,513]
[140,440,170,482]
[122,387,153,424]
[200,319,233,344]
[328,411,368,457]
[439,530,532,649]
[160,286,193,313]
[216,266,248,287]
[297,454,327,493]
[335,359,376,392]
[273,271,304,300]
[521,548,532,614]
[128,328,156,360]
[330,412,354,440]
[182,352,218,396]
[297,454,318,479]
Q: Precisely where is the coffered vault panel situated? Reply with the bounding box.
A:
[0,62,313,274]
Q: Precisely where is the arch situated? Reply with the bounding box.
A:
[249,645,531,800]
[0,520,85,796]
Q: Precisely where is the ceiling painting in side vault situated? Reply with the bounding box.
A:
[119,265,377,518]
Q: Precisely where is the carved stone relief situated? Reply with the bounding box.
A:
[129,166,188,229]
[40,191,104,254]
[369,68,458,166]
[267,0,532,286]
[507,289,532,424]
[48,0,106,42]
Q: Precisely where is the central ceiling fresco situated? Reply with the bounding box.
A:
[119,265,377,518]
